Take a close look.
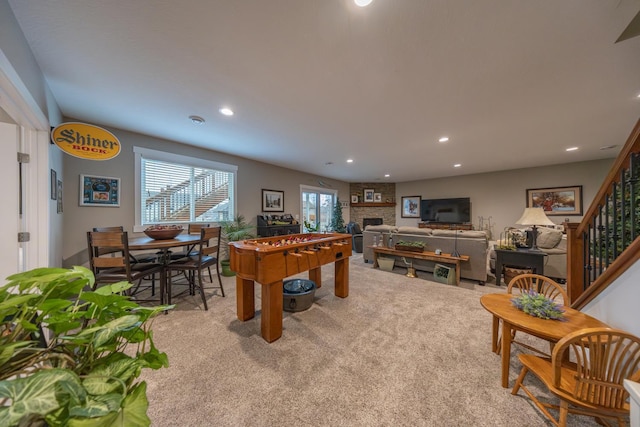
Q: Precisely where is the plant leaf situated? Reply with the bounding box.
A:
[66,382,150,427]
[0,369,83,426]
[83,357,139,394]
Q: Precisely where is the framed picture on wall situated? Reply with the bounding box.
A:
[374,193,382,202]
[363,189,374,202]
[262,189,284,212]
[526,185,583,216]
[351,195,358,204]
[50,169,57,200]
[80,174,120,207]
[401,196,421,218]
[57,180,63,213]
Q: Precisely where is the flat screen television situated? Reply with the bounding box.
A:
[420,197,471,224]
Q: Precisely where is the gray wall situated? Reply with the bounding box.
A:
[395,158,613,239]
[62,123,349,266]
[0,0,60,124]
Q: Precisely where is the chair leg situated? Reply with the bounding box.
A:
[197,269,208,311]
[215,263,224,297]
[207,266,213,283]
[558,400,568,427]
[511,366,529,395]
[160,269,166,305]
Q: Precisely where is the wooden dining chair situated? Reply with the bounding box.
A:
[167,223,213,282]
[87,230,166,304]
[92,226,160,295]
[512,327,640,427]
[92,226,158,264]
[165,226,223,310]
[495,273,569,357]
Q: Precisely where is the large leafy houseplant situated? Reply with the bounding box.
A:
[0,266,172,427]
[219,215,255,276]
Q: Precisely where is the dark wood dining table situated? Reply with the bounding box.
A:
[127,234,202,302]
[128,234,201,257]
[480,293,610,388]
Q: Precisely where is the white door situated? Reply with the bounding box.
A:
[0,122,21,282]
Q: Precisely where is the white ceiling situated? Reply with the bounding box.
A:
[8,0,640,183]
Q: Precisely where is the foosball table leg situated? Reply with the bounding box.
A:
[236,277,255,321]
[309,267,321,288]
[261,280,283,343]
[334,258,349,298]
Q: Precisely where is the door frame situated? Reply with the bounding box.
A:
[300,185,338,232]
[0,50,51,272]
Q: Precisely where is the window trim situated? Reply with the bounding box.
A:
[133,146,238,232]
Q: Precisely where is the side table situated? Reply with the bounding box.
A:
[494,248,546,286]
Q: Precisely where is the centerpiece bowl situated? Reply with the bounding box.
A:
[144,226,183,240]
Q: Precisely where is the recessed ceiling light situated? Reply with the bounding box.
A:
[438,137,449,143]
[566,147,579,152]
[453,163,461,168]
[219,107,234,116]
[600,145,617,150]
[346,159,354,163]
[636,93,640,98]
[354,0,373,7]
[189,115,205,125]
[384,174,390,178]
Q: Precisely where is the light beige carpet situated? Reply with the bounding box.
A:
[141,254,606,426]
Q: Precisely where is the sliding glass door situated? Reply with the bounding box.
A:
[301,186,337,233]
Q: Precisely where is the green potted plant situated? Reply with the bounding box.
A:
[0,266,172,427]
[219,214,255,276]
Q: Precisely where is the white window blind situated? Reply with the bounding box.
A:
[135,147,236,226]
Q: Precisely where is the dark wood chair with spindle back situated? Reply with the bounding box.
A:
[87,230,166,304]
[165,226,223,310]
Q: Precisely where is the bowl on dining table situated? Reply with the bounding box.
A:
[143,226,183,240]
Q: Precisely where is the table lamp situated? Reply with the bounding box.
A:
[515,207,555,251]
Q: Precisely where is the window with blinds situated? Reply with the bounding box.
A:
[135,147,236,226]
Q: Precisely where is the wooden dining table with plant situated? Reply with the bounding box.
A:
[480,293,611,388]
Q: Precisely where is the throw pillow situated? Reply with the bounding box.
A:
[536,228,563,249]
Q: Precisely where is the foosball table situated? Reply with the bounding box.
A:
[229,232,352,342]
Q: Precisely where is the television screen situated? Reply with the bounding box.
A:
[420,198,471,223]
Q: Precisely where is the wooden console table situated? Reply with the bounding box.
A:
[371,246,469,286]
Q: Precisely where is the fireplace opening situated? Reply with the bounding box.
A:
[363,218,383,229]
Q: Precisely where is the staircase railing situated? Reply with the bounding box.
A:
[567,118,640,309]
[144,172,229,223]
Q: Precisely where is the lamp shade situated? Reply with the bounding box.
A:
[515,207,555,226]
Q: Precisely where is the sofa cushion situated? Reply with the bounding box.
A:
[365,225,397,233]
[542,248,566,255]
[397,226,432,235]
[432,229,488,239]
[536,228,563,249]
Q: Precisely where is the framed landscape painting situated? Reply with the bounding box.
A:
[526,185,583,216]
[262,189,284,212]
[401,196,421,218]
